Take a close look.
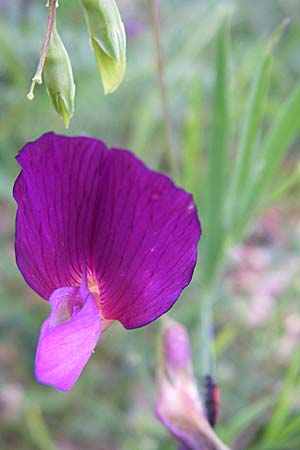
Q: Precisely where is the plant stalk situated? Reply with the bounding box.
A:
[27,0,58,100]
[149,0,178,176]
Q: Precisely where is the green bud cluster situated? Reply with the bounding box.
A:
[27,0,126,127]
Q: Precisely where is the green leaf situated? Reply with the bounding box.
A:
[0,168,14,203]
[24,402,58,450]
[214,325,236,356]
[218,397,274,445]
[241,83,300,229]
[279,415,300,440]
[227,51,272,234]
[181,84,202,194]
[260,349,300,445]
[258,163,300,213]
[202,19,229,287]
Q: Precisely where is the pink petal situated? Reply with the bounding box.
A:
[35,286,101,391]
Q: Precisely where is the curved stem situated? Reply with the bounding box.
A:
[27,0,58,100]
[149,0,178,177]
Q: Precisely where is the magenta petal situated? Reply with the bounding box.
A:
[35,286,101,391]
[14,133,201,329]
[95,149,201,328]
[14,133,109,299]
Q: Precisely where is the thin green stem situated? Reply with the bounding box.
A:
[200,289,216,377]
[197,254,229,379]
[27,0,58,100]
[24,402,57,450]
[149,0,178,176]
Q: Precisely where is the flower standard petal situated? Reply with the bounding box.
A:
[35,284,101,391]
[91,149,201,328]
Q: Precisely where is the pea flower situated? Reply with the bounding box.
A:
[13,133,201,392]
[156,319,231,450]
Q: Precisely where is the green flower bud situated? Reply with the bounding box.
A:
[43,25,75,128]
[81,0,126,94]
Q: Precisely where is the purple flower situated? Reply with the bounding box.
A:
[13,132,201,391]
[156,320,231,450]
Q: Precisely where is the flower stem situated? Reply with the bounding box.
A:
[149,0,178,177]
[27,0,58,100]
[200,290,216,376]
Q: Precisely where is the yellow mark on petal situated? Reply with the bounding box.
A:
[86,272,115,332]
[101,319,115,332]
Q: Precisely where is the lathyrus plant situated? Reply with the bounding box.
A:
[27,0,126,128]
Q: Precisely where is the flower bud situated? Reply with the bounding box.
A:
[81,0,126,94]
[43,25,75,128]
[156,320,231,450]
[162,319,194,381]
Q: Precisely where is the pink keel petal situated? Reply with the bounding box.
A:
[35,287,101,391]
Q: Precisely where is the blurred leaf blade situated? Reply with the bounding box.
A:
[218,397,274,445]
[214,325,237,357]
[260,349,300,445]
[228,50,272,235]
[181,84,202,194]
[0,169,15,203]
[243,83,300,220]
[24,402,58,450]
[258,163,300,213]
[203,19,229,287]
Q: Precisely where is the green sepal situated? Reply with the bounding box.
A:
[81,0,126,94]
[43,25,75,128]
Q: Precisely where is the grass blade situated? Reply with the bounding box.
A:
[257,163,300,213]
[24,402,57,450]
[228,51,272,234]
[218,397,274,445]
[202,19,229,287]
[260,349,300,445]
[239,83,300,235]
[181,84,202,195]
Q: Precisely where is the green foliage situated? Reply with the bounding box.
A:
[199,18,300,288]
[254,349,300,450]
[241,83,300,220]
[24,403,57,450]
[181,84,202,195]
[218,397,274,445]
[1,1,300,450]
[202,19,229,288]
[227,50,272,233]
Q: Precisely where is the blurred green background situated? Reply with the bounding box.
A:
[1,1,300,449]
